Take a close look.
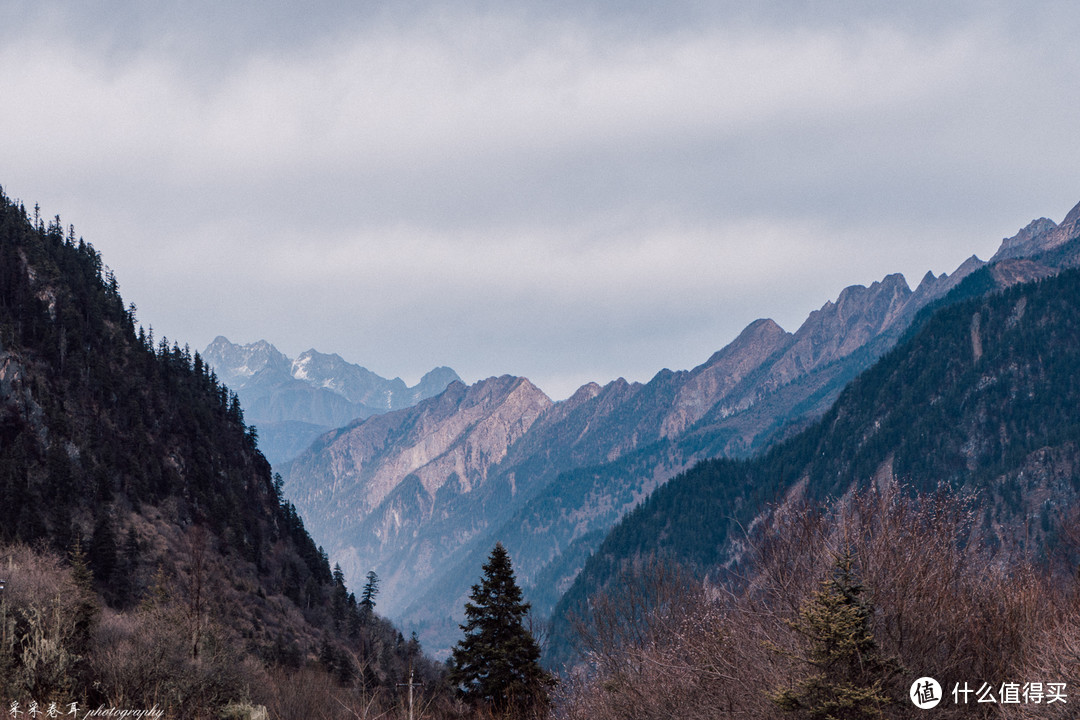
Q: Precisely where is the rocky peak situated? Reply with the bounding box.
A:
[992,217,1058,261]
[291,348,406,408]
[658,318,793,438]
[289,374,552,515]
[564,381,603,407]
[791,274,911,361]
[911,255,987,305]
[1039,199,1080,253]
[699,318,791,369]
[202,335,292,387]
[411,367,463,404]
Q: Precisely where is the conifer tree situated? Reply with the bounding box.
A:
[771,549,896,719]
[360,569,379,613]
[448,542,553,714]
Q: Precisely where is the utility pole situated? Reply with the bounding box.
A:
[396,664,422,720]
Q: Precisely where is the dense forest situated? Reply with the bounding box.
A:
[0,188,456,718]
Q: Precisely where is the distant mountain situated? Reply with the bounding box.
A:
[550,255,1080,663]
[202,336,459,464]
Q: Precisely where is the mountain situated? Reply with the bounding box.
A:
[549,236,1080,664]
[284,376,553,612]
[202,336,459,465]
[396,256,999,631]
[282,211,1018,656]
[0,189,445,717]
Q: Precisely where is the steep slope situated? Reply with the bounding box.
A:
[401,253,988,630]
[551,261,1080,663]
[284,376,553,611]
[203,336,459,464]
[0,189,442,716]
[479,212,1073,622]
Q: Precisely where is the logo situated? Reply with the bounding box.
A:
[911,677,942,709]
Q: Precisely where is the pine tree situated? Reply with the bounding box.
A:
[770,549,897,720]
[448,543,554,714]
[359,570,379,613]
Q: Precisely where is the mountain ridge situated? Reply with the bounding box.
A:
[203,335,460,464]
[546,211,1080,664]
[287,199,1080,656]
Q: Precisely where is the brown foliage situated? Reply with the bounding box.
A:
[558,485,1071,720]
[0,544,95,702]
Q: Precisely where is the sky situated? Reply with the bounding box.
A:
[2,1,1079,400]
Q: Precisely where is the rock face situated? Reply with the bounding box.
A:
[202,337,460,465]
[284,376,553,611]
[991,199,1080,263]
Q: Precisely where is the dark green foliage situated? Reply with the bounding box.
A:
[0,185,334,595]
[449,543,553,713]
[68,539,100,659]
[552,264,1080,663]
[360,569,379,612]
[0,187,455,712]
[771,551,896,719]
[88,514,117,585]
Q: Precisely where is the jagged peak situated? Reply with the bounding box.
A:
[698,317,791,371]
[992,213,1061,262]
[1060,198,1080,228]
[602,377,642,394]
[566,381,603,404]
[807,272,912,323]
[743,317,789,337]
[915,270,941,293]
[954,255,986,276]
[461,375,551,406]
[830,273,902,305]
[296,347,336,361]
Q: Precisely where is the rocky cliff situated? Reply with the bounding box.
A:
[284,375,553,611]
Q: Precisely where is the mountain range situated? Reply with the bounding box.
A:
[280,200,1080,656]
[549,230,1080,662]
[202,336,460,464]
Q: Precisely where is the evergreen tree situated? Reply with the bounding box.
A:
[448,543,553,714]
[331,563,349,628]
[770,549,897,720]
[68,539,101,658]
[89,514,118,585]
[359,570,379,613]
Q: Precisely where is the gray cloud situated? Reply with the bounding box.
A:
[2,1,1079,398]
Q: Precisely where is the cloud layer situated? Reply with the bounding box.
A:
[2,1,1079,397]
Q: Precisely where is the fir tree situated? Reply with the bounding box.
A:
[770,549,897,720]
[68,539,100,658]
[448,543,553,714]
[360,570,379,613]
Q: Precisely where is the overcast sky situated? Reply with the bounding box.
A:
[2,1,1079,399]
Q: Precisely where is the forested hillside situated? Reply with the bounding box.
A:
[552,261,1080,665]
[0,188,448,718]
